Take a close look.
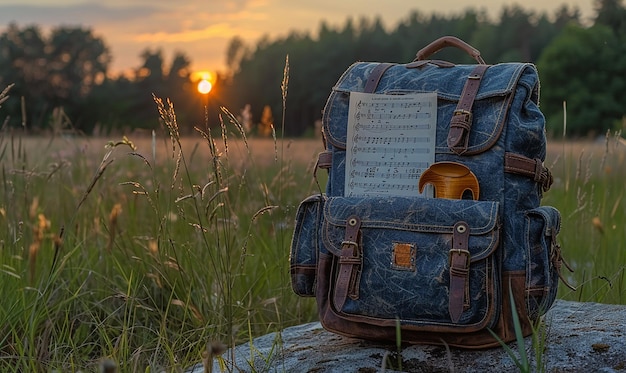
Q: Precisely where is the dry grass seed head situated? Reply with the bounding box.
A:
[28,240,40,284]
[107,203,123,252]
[170,299,204,323]
[148,239,159,254]
[29,197,39,219]
[0,84,13,107]
[164,257,180,271]
[189,222,208,233]
[36,213,50,240]
[220,106,249,153]
[129,151,152,171]
[592,216,604,235]
[252,205,278,221]
[281,55,289,105]
[171,150,182,190]
[146,272,162,288]
[153,95,180,145]
[575,149,584,182]
[29,213,50,283]
[105,136,136,152]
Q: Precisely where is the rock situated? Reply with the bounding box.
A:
[185,300,626,372]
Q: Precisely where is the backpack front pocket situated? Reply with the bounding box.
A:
[320,196,501,333]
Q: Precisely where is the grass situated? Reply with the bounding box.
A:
[544,133,626,304]
[1,75,625,371]
[0,96,324,370]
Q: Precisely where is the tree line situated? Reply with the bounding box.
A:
[1,0,625,138]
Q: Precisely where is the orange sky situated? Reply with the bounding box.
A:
[1,0,595,76]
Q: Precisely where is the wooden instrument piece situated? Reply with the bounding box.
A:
[418,162,480,200]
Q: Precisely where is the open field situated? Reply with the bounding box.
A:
[1,131,624,371]
[544,135,626,304]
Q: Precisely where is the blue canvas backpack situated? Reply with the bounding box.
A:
[290,36,573,348]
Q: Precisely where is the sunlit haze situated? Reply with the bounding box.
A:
[0,0,594,76]
[197,79,212,94]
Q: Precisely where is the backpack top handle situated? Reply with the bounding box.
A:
[415,36,486,65]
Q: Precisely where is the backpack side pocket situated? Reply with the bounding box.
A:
[525,206,561,319]
[290,194,325,297]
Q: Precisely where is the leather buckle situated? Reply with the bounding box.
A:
[541,165,554,192]
[340,240,359,249]
[533,158,544,182]
[448,110,472,153]
[339,240,361,265]
[452,109,472,129]
[334,215,363,309]
[449,249,471,268]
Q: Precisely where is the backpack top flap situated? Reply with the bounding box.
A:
[322,61,540,155]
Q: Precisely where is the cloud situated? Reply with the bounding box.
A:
[0,3,156,28]
[134,23,258,43]
[0,0,273,72]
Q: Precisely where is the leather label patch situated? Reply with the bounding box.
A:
[391,242,416,271]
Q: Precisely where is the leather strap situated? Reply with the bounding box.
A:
[415,36,486,64]
[333,215,362,311]
[316,151,332,169]
[364,63,395,93]
[314,151,333,183]
[550,235,577,291]
[504,152,554,192]
[449,221,471,323]
[447,65,489,154]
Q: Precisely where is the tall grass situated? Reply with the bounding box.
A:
[0,80,322,371]
[544,131,626,304]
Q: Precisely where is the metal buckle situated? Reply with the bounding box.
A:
[340,240,361,264]
[452,109,472,125]
[449,249,470,267]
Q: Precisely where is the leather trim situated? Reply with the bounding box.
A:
[317,151,332,169]
[333,215,362,311]
[449,221,470,323]
[504,152,554,192]
[363,63,395,93]
[447,65,489,154]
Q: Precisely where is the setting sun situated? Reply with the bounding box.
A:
[197,79,212,94]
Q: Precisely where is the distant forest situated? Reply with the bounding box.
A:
[1,0,626,138]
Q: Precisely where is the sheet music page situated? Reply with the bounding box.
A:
[345,92,437,197]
